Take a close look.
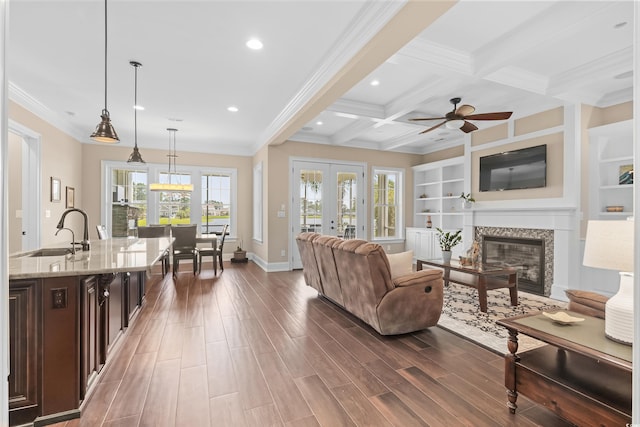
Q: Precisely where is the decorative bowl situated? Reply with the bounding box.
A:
[543,311,584,325]
[605,206,624,212]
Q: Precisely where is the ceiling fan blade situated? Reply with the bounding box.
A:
[455,104,475,116]
[464,112,513,121]
[419,120,447,134]
[460,121,478,133]
[409,116,447,121]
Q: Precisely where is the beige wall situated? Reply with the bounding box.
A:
[421,145,464,163]
[9,101,84,249]
[81,143,253,255]
[265,141,423,263]
[253,144,268,261]
[8,132,22,253]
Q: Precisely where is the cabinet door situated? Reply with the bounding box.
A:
[405,229,417,254]
[80,276,103,399]
[8,280,40,426]
[417,231,440,260]
[101,273,124,351]
[126,271,141,323]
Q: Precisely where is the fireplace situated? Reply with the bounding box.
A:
[474,226,554,296]
[482,236,545,296]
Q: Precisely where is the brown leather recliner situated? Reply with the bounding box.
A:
[296,233,444,335]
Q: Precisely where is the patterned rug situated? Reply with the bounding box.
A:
[437,283,567,355]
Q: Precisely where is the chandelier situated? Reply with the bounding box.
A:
[149,128,193,192]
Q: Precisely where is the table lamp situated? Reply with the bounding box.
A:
[582,219,634,345]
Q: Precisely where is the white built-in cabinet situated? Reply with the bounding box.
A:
[412,156,465,230]
[407,156,466,261]
[588,120,634,220]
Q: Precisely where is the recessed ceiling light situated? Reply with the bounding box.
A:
[168,117,183,122]
[246,38,263,50]
[370,79,380,86]
[133,105,144,110]
[316,121,323,126]
[227,106,239,112]
[614,21,627,29]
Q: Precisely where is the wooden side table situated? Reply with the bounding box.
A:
[497,312,631,426]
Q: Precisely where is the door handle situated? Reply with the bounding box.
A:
[22,231,26,235]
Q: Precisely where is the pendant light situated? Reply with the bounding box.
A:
[90,0,119,143]
[127,61,145,163]
[149,128,194,192]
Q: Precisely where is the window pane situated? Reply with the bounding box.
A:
[373,170,400,239]
[201,173,231,235]
[158,172,191,225]
[111,169,147,235]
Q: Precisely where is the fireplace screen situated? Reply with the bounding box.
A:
[482,236,545,295]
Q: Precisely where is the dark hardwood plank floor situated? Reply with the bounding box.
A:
[53,262,571,427]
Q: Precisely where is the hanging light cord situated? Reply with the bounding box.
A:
[133,64,138,147]
[103,0,108,114]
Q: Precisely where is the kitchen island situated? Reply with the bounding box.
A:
[8,237,173,426]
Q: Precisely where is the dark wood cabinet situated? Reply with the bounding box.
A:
[9,269,142,426]
[80,276,106,399]
[8,279,40,426]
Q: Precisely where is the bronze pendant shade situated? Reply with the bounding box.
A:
[91,0,119,143]
[127,61,145,163]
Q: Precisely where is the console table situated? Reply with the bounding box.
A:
[497,312,632,426]
[416,259,518,312]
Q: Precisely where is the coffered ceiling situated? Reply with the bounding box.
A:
[7,1,635,156]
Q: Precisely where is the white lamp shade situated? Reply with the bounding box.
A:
[445,119,465,129]
[583,220,634,272]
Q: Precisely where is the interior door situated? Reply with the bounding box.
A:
[291,160,364,269]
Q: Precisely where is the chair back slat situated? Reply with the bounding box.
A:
[171,224,197,248]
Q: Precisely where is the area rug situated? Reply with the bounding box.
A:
[437,283,567,355]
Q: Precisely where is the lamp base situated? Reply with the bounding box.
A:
[604,272,633,346]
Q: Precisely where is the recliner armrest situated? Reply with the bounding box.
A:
[393,268,442,287]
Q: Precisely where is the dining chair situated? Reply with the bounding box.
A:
[96,225,109,240]
[198,224,228,275]
[137,225,170,276]
[170,224,199,276]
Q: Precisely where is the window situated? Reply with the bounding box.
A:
[103,161,237,238]
[372,167,403,240]
[201,173,231,235]
[110,168,148,236]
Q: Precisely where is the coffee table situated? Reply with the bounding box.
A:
[497,312,631,426]
[416,259,518,312]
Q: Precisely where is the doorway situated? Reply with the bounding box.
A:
[291,159,365,269]
[8,123,41,253]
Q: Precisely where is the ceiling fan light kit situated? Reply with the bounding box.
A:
[410,97,513,136]
[90,0,119,144]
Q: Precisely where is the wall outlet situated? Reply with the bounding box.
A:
[281,249,286,257]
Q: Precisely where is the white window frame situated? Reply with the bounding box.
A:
[371,166,404,242]
[101,160,237,238]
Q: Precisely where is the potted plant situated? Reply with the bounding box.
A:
[460,192,475,209]
[436,228,462,263]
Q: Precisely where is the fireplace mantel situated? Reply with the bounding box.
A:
[463,203,580,301]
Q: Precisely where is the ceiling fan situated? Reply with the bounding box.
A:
[409,97,513,135]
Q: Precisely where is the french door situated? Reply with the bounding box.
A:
[291,160,365,269]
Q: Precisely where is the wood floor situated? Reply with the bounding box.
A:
[51,261,571,427]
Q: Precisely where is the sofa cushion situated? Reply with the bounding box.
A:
[386,250,413,279]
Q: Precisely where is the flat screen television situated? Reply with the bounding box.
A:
[479,144,547,192]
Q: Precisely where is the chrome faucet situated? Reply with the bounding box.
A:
[56,208,90,251]
[55,227,76,254]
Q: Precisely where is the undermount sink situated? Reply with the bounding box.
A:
[28,248,73,257]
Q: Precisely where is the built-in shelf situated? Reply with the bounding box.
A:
[588,120,634,220]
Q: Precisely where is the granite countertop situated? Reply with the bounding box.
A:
[9,237,173,279]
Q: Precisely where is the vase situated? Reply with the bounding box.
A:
[442,250,452,263]
[426,215,432,228]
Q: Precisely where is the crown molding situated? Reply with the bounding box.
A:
[9,82,87,143]
[399,38,472,76]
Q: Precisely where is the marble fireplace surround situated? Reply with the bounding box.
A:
[474,226,553,296]
[465,206,578,300]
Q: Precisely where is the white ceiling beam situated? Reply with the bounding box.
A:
[326,99,385,120]
[331,119,377,145]
[472,2,619,78]
[483,67,549,95]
